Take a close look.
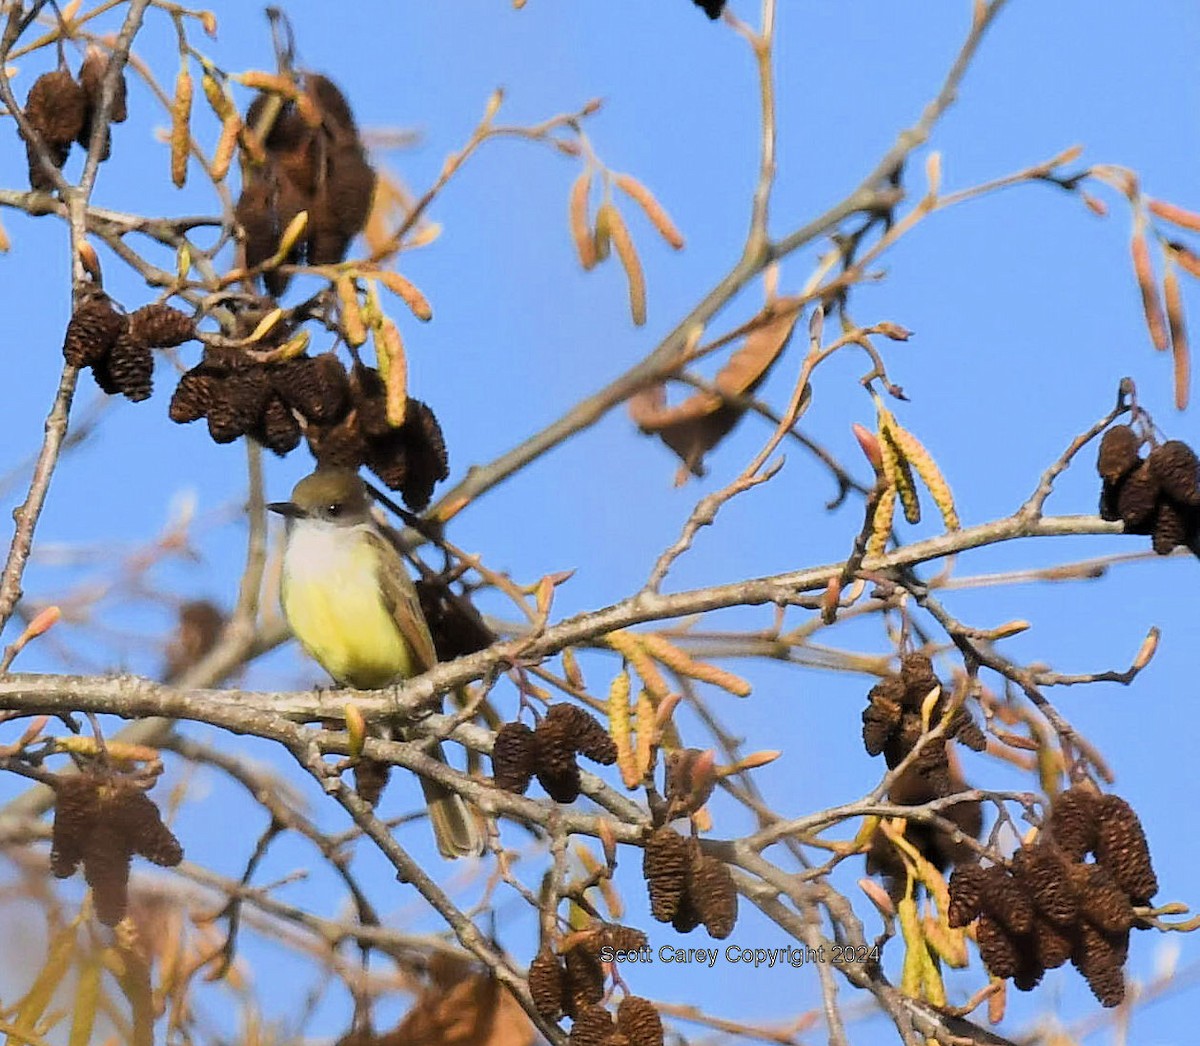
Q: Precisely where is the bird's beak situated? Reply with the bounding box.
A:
[267,501,304,518]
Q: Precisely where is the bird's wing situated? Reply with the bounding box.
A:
[362,526,438,675]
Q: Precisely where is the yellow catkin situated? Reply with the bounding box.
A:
[898,896,924,997]
[568,169,597,270]
[877,407,920,525]
[375,270,433,322]
[376,319,408,427]
[888,425,960,532]
[607,631,671,701]
[605,205,647,326]
[211,113,242,182]
[639,633,752,698]
[236,70,296,95]
[170,66,194,188]
[607,667,638,789]
[865,484,897,559]
[336,276,367,347]
[635,688,656,782]
[200,72,237,121]
[614,173,684,250]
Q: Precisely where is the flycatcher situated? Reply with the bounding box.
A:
[269,467,481,858]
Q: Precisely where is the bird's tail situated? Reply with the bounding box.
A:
[419,743,483,859]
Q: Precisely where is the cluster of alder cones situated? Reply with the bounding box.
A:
[63,295,198,401]
[491,704,617,803]
[642,825,737,938]
[236,73,375,295]
[170,338,449,508]
[51,772,183,927]
[1098,424,1200,555]
[528,925,664,1045]
[861,653,986,890]
[949,786,1157,1007]
[19,50,127,189]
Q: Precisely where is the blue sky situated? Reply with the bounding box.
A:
[2,1,1200,1043]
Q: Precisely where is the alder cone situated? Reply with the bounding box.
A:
[1072,923,1129,1008]
[1072,863,1134,934]
[84,828,135,926]
[527,947,566,1020]
[169,370,216,424]
[617,996,664,1046]
[50,774,101,877]
[534,710,579,778]
[980,865,1034,936]
[948,705,987,751]
[600,924,649,954]
[1096,425,1140,483]
[1115,465,1159,533]
[1033,916,1074,970]
[643,827,689,922]
[948,862,988,928]
[546,703,617,766]
[26,70,88,146]
[1146,440,1200,505]
[128,303,196,348]
[63,295,126,366]
[492,721,537,795]
[1048,787,1099,861]
[1094,794,1158,904]
[861,685,902,756]
[105,332,154,401]
[307,413,369,469]
[693,0,726,17]
[670,887,703,934]
[536,763,582,804]
[562,947,605,1018]
[256,394,302,455]
[568,1005,615,1046]
[78,48,128,124]
[272,352,350,423]
[1010,844,1077,926]
[975,913,1021,980]
[112,784,183,866]
[688,854,738,939]
[353,758,390,807]
[898,653,940,707]
[1151,498,1190,555]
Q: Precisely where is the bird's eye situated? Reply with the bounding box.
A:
[326,503,342,518]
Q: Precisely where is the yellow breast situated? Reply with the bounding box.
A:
[280,520,415,688]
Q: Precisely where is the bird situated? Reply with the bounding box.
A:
[268,466,482,858]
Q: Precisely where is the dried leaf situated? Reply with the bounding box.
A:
[391,972,536,1046]
[628,300,800,477]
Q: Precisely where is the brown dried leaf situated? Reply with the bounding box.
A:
[628,300,800,477]
[389,972,535,1046]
